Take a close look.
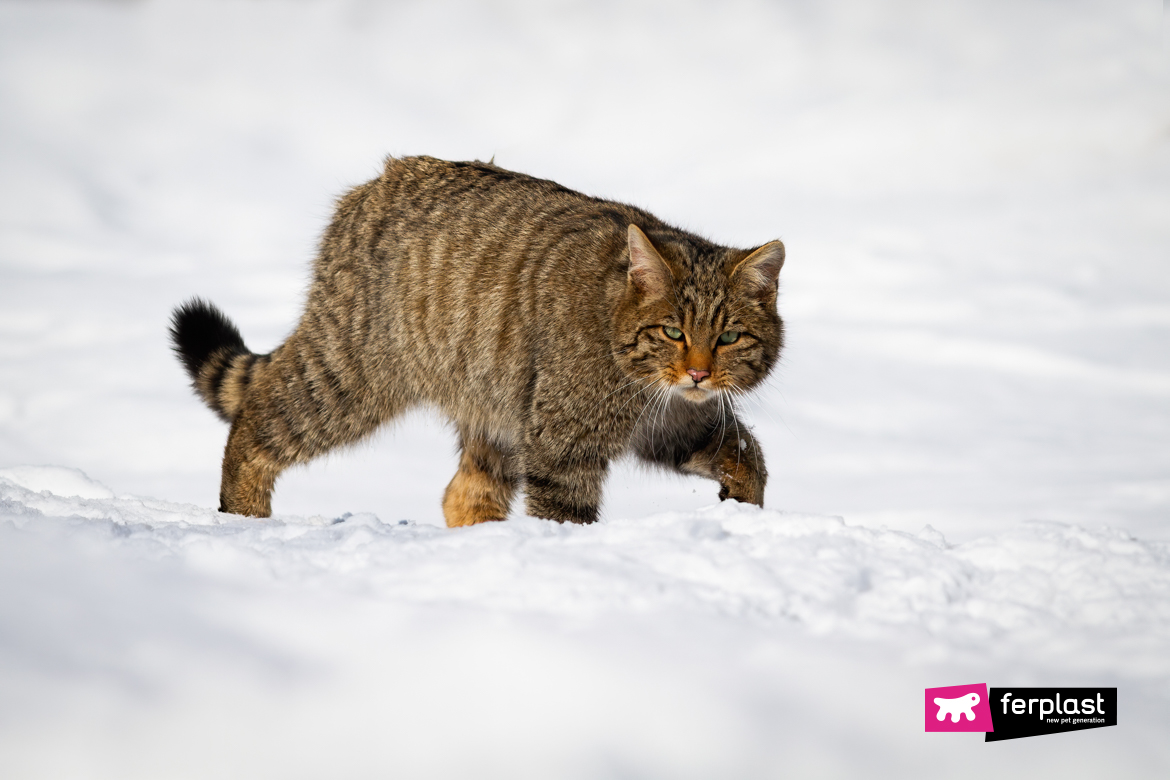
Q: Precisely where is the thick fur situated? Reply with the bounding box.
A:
[171,156,785,524]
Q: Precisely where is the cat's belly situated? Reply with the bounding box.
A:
[407,363,527,445]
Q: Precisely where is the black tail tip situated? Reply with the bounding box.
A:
[169,298,246,381]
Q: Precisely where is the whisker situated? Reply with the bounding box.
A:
[728,395,744,471]
[628,378,667,438]
[614,376,659,418]
[654,383,674,453]
[649,381,673,455]
[728,389,764,480]
[732,384,791,437]
[599,375,651,405]
[712,390,729,466]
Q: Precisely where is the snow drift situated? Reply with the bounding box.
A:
[2,466,1168,778]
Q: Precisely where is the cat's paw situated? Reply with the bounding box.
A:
[717,462,764,507]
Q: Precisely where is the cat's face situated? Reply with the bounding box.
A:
[612,225,784,405]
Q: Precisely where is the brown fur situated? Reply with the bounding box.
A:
[442,433,517,526]
[170,156,785,525]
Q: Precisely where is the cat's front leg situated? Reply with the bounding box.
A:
[522,455,607,524]
[520,421,608,524]
[713,430,766,506]
[683,424,767,507]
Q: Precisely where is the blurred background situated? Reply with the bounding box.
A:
[1,0,1167,539]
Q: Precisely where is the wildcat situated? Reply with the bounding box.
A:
[170,156,785,526]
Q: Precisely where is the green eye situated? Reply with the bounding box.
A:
[663,326,684,341]
[718,331,740,345]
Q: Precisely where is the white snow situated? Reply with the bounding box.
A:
[3,468,1169,778]
[0,464,116,500]
[1,1,1168,778]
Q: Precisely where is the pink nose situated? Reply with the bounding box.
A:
[687,368,710,383]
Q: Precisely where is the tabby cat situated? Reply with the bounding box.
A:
[171,156,785,525]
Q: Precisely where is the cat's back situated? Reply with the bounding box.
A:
[366,153,638,315]
[328,156,646,425]
[376,155,643,252]
[384,154,584,212]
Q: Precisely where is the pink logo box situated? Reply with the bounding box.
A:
[925,683,994,732]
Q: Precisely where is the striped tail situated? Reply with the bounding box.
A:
[169,298,262,422]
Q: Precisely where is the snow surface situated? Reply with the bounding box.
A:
[1,1,1168,777]
[3,467,1169,778]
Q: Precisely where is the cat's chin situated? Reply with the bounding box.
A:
[676,385,718,404]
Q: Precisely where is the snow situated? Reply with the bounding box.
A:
[1,1,1168,777]
[4,468,1169,778]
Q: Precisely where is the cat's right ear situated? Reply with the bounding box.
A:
[729,240,785,300]
[627,225,674,299]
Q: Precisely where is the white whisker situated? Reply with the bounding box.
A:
[599,375,651,405]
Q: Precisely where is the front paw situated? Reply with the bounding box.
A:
[717,460,764,506]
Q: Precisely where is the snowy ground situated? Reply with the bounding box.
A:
[1,1,1168,777]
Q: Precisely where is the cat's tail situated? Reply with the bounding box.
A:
[169,298,264,423]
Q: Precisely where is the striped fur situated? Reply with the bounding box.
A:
[171,156,785,523]
[170,299,262,423]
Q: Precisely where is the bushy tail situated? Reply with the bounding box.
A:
[169,298,260,423]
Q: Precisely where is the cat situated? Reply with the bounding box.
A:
[170,156,785,526]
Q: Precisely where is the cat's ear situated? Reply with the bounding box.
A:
[730,240,785,300]
[627,224,674,299]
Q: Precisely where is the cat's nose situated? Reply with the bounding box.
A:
[687,368,710,383]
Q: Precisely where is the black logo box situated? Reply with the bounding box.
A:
[986,688,1117,742]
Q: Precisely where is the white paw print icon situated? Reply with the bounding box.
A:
[934,692,980,723]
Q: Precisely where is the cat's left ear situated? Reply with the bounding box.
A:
[730,241,785,300]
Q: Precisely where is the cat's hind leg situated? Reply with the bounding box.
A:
[171,299,290,516]
[443,433,518,527]
[215,352,400,517]
[172,300,406,517]
[220,411,282,517]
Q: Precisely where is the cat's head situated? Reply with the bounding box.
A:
[612,224,784,404]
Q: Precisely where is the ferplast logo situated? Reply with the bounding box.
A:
[925,685,1117,741]
[924,684,994,732]
[985,688,1117,742]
